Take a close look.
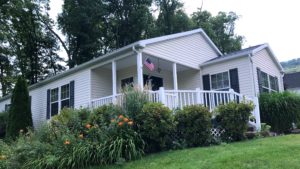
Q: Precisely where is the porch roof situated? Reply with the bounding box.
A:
[0,28,219,101]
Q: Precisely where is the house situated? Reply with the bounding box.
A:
[0,29,284,130]
[284,72,300,93]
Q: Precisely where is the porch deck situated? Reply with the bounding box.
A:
[89,88,261,130]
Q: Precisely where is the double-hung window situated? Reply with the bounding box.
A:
[211,72,230,90]
[50,88,59,116]
[259,69,279,93]
[61,84,70,109]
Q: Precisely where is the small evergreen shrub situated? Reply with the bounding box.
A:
[215,102,254,142]
[136,103,174,153]
[259,91,300,133]
[175,105,212,147]
[0,112,8,138]
[6,77,33,138]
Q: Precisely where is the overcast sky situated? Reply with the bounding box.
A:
[49,0,300,62]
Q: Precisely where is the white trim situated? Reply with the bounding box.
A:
[252,43,284,72]
[136,52,143,90]
[112,60,117,96]
[138,29,222,56]
[173,63,178,90]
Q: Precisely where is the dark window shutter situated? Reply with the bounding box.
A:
[257,68,263,93]
[202,74,211,90]
[46,89,50,119]
[202,74,211,108]
[229,68,240,93]
[70,81,75,108]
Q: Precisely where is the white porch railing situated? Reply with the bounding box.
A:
[89,87,261,130]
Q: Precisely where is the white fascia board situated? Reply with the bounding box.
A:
[252,43,284,72]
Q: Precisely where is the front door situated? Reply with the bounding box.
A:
[144,75,163,91]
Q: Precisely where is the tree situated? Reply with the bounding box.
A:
[155,0,192,35]
[57,0,106,68]
[192,10,244,54]
[104,0,154,49]
[6,77,33,138]
[5,0,64,84]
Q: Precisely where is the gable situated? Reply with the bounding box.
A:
[142,33,220,69]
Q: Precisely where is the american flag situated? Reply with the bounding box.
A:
[144,58,155,71]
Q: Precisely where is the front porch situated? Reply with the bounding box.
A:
[87,50,261,130]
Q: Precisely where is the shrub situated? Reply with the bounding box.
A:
[175,105,212,147]
[6,77,33,138]
[260,123,271,137]
[215,102,254,142]
[89,104,122,127]
[0,112,8,138]
[136,103,174,153]
[259,91,300,133]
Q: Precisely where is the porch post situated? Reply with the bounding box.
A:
[112,60,117,102]
[136,51,144,90]
[173,63,178,90]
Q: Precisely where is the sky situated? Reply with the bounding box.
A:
[49,0,300,62]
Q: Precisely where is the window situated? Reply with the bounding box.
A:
[259,70,279,93]
[61,84,70,109]
[211,72,230,90]
[50,88,59,116]
[121,77,133,88]
[5,104,11,112]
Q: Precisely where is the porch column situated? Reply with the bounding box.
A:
[112,60,117,97]
[173,63,178,90]
[136,51,144,90]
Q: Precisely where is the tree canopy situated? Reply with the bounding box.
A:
[0,0,244,97]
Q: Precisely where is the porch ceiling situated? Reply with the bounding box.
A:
[100,53,192,72]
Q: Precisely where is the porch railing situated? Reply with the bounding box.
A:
[89,87,261,130]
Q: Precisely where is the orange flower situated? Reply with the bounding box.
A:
[123,117,129,122]
[85,123,92,129]
[79,134,84,139]
[118,115,124,119]
[64,139,71,145]
[118,122,124,126]
[128,121,133,125]
[0,155,6,160]
[111,118,115,123]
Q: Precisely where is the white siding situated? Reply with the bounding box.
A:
[143,33,219,69]
[178,69,201,90]
[91,68,112,99]
[252,49,284,95]
[0,98,10,112]
[29,69,91,127]
[201,57,254,97]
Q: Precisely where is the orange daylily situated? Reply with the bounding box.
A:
[64,139,71,145]
[118,122,124,126]
[85,123,92,129]
[128,121,133,125]
[123,117,129,122]
[118,115,124,119]
[79,134,84,139]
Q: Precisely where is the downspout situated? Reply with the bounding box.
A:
[248,54,257,97]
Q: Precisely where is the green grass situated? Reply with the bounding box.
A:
[90,135,300,169]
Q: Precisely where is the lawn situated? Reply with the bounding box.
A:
[91,135,300,169]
